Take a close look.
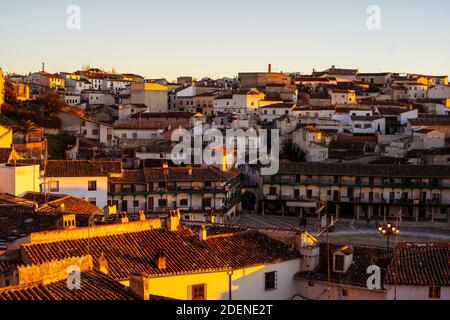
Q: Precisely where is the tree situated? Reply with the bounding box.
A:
[4,80,17,102]
[16,120,40,143]
[36,93,68,117]
[282,139,307,162]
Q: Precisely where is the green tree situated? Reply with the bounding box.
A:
[282,139,307,162]
[16,120,40,143]
[36,93,67,117]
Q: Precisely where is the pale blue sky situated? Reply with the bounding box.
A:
[0,0,449,80]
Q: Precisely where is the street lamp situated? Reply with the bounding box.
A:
[378,223,400,248]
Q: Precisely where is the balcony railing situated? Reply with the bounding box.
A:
[263,178,445,189]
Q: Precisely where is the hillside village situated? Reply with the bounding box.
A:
[0,64,448,300]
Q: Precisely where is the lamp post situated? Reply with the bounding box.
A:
[377,223,400,248]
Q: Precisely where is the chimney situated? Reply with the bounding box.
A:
[138,210,146,221]
[129,273,151,300]
[42,62,45,72]
[199,224,207,241]
[298,232,320,272]
[167,209,180,231]
[268,64,272,74]
[59,214,76,229]
[155,250,167,270]
[118,212,129,224]
[98,252,109,275]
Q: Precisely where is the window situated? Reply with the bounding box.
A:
[133,200,139,208]
[121,200,128,212]
[132,132,138,139]
[205,181,212,188]
[191,284,206,300]
[158,182,166,189]
[88,198,96,206]
[334,254,345,272]
[203,198,212,208]
[180,199,188,206]
[429,287,441,299]
[269,187,277,195]
[92,129,99,136]
[342,288,349,297]
[88,181,97,191]
[308,281,314,287]
[158,199,167,207]
[50,181,60,192]
[265,271,277,291]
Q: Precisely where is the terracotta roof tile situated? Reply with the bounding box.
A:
[21,225,299,281]
[386,242,449,286]
[295,243,393,288]
[44,160,109,177]
[0,271,133,300]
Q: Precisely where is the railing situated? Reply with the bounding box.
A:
[263,178,445,189]
[263,194,448,205]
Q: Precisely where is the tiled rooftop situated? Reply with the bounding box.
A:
[21,224,300,281]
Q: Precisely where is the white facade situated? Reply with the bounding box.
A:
[81,92,115,106]
[352,117,385,135]
[130,82,169,112]
[292,127,330,162]
[66,78,93,94]
[330,90,356,105]
[42,176,108,209]
[0,164,41,196]
[387,285,450,300]
[63,94,81,106]
[404,83,428,100]
[428,85,450,99]
[144,259,300,300]
[259,105,293,122]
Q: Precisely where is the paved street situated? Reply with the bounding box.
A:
[231,214,450,247]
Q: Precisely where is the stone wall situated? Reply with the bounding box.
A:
[29,218,161,244]
[18,255,93,285]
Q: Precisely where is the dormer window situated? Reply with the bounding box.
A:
[333,246,354,273]
[334,254,345,272]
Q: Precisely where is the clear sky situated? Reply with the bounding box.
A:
[0,0,449,81]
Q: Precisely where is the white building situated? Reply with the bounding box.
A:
[292,126,331,162]
[351,115,386,135]
[428,84,450,99]
[42,160,112,210]
[81,91,116,106]
[65,78,93,94]
[259,103,295,123]
[129,82,168,113]
[0,164,41,196]
[329,89,356,105]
